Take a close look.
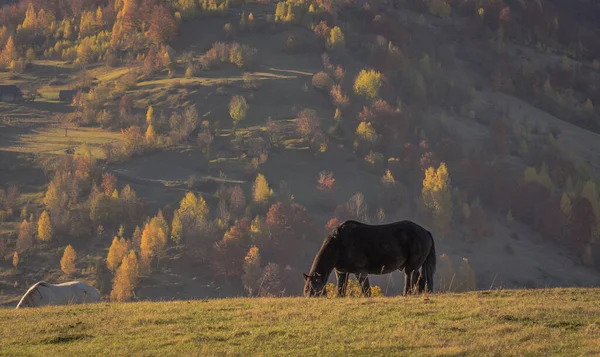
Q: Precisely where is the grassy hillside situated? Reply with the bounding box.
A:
[1,289,600,357]
[2,0,600,307]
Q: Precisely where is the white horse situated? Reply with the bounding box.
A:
[16,281,101,309]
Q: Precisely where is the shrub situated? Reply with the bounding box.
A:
[229,95,249,129]
[330,84,349,108]
[312,71,333,91]
[243,72,260,90]
[428,0,451,19]
[229,43,259,70]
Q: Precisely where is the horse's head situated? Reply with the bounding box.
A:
[303,272,327,297]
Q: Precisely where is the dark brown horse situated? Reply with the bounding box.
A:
[303,220,436,297]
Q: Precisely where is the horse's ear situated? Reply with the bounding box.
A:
[303,273,309,280]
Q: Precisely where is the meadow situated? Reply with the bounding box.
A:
[1,289,599,357]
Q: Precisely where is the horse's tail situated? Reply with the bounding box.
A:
[422,231,436,293]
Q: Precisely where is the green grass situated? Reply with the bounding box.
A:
[1,289,599,356]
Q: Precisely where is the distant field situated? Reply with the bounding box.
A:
[1,289,599,357]
[0,125,120,159]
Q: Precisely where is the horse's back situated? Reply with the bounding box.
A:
[17,281,100,308]
[59,281,101,303]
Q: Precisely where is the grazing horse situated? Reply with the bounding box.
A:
[16,281,101,309]
[303,220,436,297]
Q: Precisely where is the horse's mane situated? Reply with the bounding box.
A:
[17,281,48,308]
[309,221,359,275]
[330,220,361,240]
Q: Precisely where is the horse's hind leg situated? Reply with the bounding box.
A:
[356,274,371,297]
[335,271,349,297]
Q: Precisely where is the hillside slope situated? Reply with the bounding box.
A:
[2,0,600,306]
[1,289,599,357]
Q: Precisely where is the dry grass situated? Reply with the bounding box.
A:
[0,125,120,159]
[0,289,599,356]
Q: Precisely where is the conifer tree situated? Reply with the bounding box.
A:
[37,210,53,242]
[61,245,77,276]
[110,250,139,302]
[253,174,272,205]
[13,251,19,268]
[146,106,154,125]
[106,236,129,272]
[17,220,34,253]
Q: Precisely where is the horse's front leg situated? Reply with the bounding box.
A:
[356,273,371,297]
[404,269,421,296]
[335,271,349,297]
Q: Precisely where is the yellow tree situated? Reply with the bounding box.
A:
[253,173,272,205]
[171,210,183,244]
[229,95,249,130]
[1,36,18,66]
[327,26,345,50]
[140,216,167,274]
[37,210,53,242]
[61,245,77,276]
[353,69,382,100]
[145,123,156,147]
[242,246,262,296]
[146,106,154,125]
[171,192,209,244]
[422,162,453,238]
[110,250,139,302]
[179,192,209,222]
[106,236,129,272]
[17,220,34,253]
[96,6,104,27]
[22,3,37,30]
[13,251,19,268]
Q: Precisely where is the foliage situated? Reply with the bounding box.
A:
[107,236,129,273]
[37,211,53,242]
[16,220,34,253]
[253,174,273,206]
[12,251,19,268]
[242,246,262,296]
[110,250,139,302]
[229,96,249,128]
[60,245,77,276]
[353,69,382,100]
[422,163,453,238]
[140,215,168,273]
[312,72,333,91]
[327,26,345,50]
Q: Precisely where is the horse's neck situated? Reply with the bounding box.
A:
[310,239,337,278]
